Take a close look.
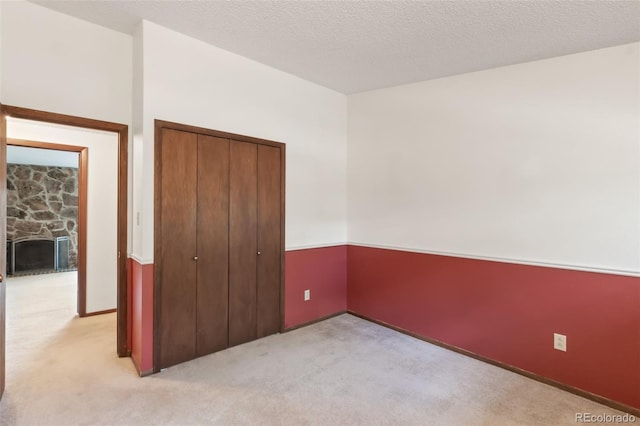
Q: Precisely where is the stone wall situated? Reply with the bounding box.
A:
[7,164,78,269]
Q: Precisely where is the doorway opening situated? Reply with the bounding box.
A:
[7,141,84,316]
[1,105,129,357]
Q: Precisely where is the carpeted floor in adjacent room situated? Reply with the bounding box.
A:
[0,272,628,425]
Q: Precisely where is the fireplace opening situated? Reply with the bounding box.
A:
[7,237,72,276]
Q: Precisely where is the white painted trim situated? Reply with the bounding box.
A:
[128,253,154,265]
[128,243,638,277]
[348,242,640,278]
[285,242,347,251]
[130,245,347,260]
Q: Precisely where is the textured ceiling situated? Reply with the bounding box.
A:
[31,0,640,94]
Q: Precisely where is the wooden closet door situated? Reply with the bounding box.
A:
[228,141,258,347]
[196,135,230,356]
[159,129,198,368]
[257,145,281,338]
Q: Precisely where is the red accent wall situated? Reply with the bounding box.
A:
[130,258,154,375]
[347,245,640,409]
[285,245,347,329]
[126,258,133,353]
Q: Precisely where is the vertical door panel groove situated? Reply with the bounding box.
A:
[229,141,258,347]
[257,145,282,338]
[196,135,229,356]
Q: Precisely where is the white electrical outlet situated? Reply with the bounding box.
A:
[304,289,310,301]
[554,333,567,352]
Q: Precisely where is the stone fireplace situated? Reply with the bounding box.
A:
[7,163,78,275]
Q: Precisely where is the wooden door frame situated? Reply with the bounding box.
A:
[0,105,129,357]
[153,119,285,372]
[7,138,89,316]
[0,104,6,399]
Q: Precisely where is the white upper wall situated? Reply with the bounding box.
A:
[3,1,636,274]
[130,24,144,259]
[1,1,134,255]
[0,3,348,263]
[136,21,347,259]
[0,1,3,100]
[0,0,132,125]
[348,43,640,275]
[7,146,78,168]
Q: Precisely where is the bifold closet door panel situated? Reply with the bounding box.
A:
[229,141,258,347]
[257,145,282,338]
[196,135,230,356]
[159,129,198,368]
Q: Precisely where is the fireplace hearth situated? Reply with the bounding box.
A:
[7,236,73,276]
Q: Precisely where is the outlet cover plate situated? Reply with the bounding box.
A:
[554,333,567,352]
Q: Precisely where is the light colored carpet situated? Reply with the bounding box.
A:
[0,272,628,425]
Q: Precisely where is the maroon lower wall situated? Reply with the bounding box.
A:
[130,258,154,376]
[126,258,133,353]
[285,245,347,329]
[347,245,640,409]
